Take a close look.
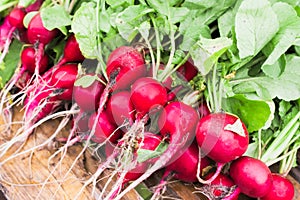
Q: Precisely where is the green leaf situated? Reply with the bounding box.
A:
[18,0,35,7]
[223,94,271,132]
[235,0,279,59]
[0,1,17,13]
[106,0,133,9]
[137,141,168,163]
[71,2,98,59]
[190,37,232,76]
[262,2,300,76]
[40,5,71,32]
[74,75,98,88]
[231,55,300,101]
[99,11,111,33]
[0,40,23,89]
[168,7,189,24]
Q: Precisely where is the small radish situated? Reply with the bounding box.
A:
[53,34,85,69]
[25,0,44,12]
[88,111,122,143]
[0,17,13,51]
[106,90,135,127]
[195,112,249,184]
[229,156,273,198]
[260,174,294,200]
[130,77,167,117]
[27,13,58,76]
[73,76,105,112]
[106,46,146,90]
[7,8,26,29]
[50,64,78,100]
[199,172,239,200]
[151,142,211,199]
[21,46,49,74]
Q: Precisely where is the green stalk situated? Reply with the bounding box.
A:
[261,111,300,163]
[257,129,262,159]
[150,14,161,79]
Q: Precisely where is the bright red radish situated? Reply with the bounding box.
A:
[73,76,104,112]
[27,13,58,45]
[63,34,85,62]
[261,174,294,200]
[229,156,273,198]
[131,77,167,116]
[165,142,210,182]
[21,47,49,74]
[106,91,135,126]
[7,8,26,29]
[25,0,44,12]
[203,172,238,200]
[106,46,146,90]
[50,64,78,100]
[88,112,122,143]
[196,113,249,163]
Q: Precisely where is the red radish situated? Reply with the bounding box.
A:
[27,13,58,45]
[0,17,13,51]
[148,64,173,90]
[88,112,122,143]
[72,110,90,132]
[27,13,58,76]
[177,59,198,81]
[21,47,49,74]
[53,34,85,69]
[25,0,44,12]
[106,46,146,90]
[196,113,249,163]
[195,113,248,184]
[106,91,135,127]
[202,172,239,200]
[260,174,294,200]
[73,76,105,112]
[131,77,167,116]
[114,102,199,200]
[151,142,211,199]
[50,64,78,100]
[229,156,273,198]
[7,8,26,29]
[165,142,210,182]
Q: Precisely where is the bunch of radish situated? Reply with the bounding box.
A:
[0,1,298,200]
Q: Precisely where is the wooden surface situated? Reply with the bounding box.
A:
[0,107,299,200]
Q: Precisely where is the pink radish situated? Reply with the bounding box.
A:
[25,0,44,12]
[131,77,167,117]
[229,156,273,198]
[195,112,249,184]
[260,174,294,200]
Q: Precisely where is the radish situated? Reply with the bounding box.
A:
[27,13,58,76]
[195,112,249,184]
[0,17,13,51]
[260,174,294,200]
[130,77,167,117]
[106,90,135,127]
[198,101,210,118]
[200,172,239,200]
[177,59,198,81]
[229,156,273,198]
[25,0,44,12]
[7,8,26,29]
[151,142,211,199]
[106,46,146,90]
[114,102,199,200]
[73,76,105,112]
[50,64,78,100]
[88,111,122,143]
[21,46,49,74]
